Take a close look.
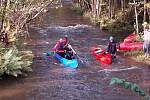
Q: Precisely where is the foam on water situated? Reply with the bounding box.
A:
[99,66,140,73]
[46,24,92,34]
[39,30,47,34]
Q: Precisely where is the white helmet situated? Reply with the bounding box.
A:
[109,36,114,41]
[65,35,68,38]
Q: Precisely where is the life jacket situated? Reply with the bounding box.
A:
[107,40,117,54]
[64,37,68,45]
[54,39,68,51]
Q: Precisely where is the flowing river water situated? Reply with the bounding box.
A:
[0,0,150,100]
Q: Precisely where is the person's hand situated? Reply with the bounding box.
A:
[74,52,77,55]
[68,44,72,48]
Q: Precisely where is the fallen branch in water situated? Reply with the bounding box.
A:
[110,77,150,100]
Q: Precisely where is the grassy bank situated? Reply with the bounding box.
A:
[119,50,150,65]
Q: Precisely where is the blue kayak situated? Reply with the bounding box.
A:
[54,53,78,68]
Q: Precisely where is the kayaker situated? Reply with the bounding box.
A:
[54,35,75,59]
[53,38,64,56]
[63,35,69,50]
[54,38,64,51]
[143,22,150,58]
[54,35,68,51]
[106,36,117,58]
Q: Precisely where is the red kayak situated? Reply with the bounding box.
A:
[123,32,137,43]
[92,48,112,65]
[119,42,143,51]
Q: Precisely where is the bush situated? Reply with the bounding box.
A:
[110,77,149,99]
[0,46,34,77]
[123,50,144,56]
[135,33,144,42]
[72,3,84,15]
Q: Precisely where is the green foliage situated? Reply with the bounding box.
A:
[110,77,125,85]
[107,23,134,34]
[0,46,33,77]
[73,3,84,15]
[145,3,150,8]
[135,33,144,42]
[122,50,144,56]
[82,2,146,34]
[84,9,136,34]
[103,11,136,34]
[110,77,150,99]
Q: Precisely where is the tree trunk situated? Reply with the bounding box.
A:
[1,0,8,32]
[95,0,98,17]
[109,0,112,18]
[123,0,126,20]
[121,0,125,13]
[143,0,147,22]
[92,0,96,20]
[148,8,150,22]
[98,0,103,18]
[134,0,139,34]
[112,0,115,19]
[1,0,10,32]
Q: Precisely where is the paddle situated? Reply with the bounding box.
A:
[67,44,86,64]
[46,43,87,65]
[46,50,65,56]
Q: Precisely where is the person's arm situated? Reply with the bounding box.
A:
[106,42,110,53]
[147,30,150,42]
[63,37,69,48]
[53,41,59,52]
[68,44,77,55]
[114,43,117,54]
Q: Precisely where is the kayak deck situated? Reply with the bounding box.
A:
[54,52,78,68]
[123,32,137,43]
[119,32,143,51]
[119,42,143,51]
[92,48,112,65]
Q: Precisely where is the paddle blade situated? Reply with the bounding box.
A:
[46,51,51,56]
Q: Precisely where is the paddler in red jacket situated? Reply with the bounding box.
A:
[54,35,68,53]
[54,35,75,59]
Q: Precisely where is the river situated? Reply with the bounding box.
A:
[0,0,149,100]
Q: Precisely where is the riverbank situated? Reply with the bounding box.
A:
[119,50,150,65]
[72,2,150,66]
[72,2,146,34]
[0,0,57,77]
[130,54,150,65]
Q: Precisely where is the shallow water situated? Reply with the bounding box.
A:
[0,0,150,100]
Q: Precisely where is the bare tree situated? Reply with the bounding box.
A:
[0,0,57,45]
